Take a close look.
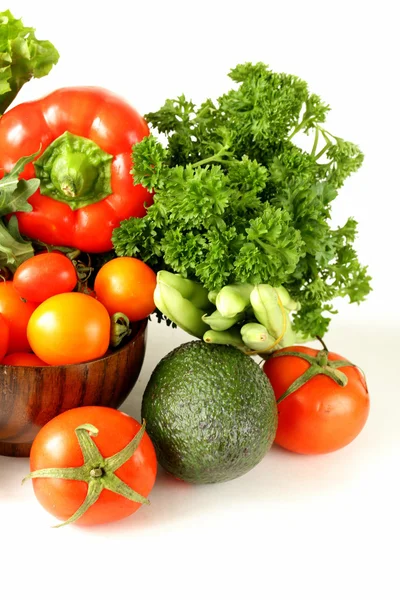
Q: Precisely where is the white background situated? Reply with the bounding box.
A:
[1,1,399,599]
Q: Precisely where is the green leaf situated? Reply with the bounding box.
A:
[0,10,59,115]
[0,216,34,271]
[0,150,40,217]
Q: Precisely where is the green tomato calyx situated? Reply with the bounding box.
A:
[267,346,356,404]
[22,421,150,528]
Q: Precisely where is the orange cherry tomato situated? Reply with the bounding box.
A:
[94,257,156,321]
[13,252,78,303]
[29,406,157,526]
[0,281,38,353]
[1,352,48,366]
[27,292,111,365]
[263,345,370,454]
[0,313,10,360]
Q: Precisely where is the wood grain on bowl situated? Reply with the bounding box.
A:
[0,320,147,457]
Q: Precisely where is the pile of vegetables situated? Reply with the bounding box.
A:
[0,10,371,528]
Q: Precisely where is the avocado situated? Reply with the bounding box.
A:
[141,341,277,484]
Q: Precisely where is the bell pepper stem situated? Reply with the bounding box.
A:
[34,132,113,210]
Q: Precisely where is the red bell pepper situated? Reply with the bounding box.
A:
[0,87,152,252]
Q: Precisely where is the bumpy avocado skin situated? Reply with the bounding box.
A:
[141,341,277,484]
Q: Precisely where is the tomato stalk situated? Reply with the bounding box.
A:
[272,348,355,404]
[22,421,150,528]
[110,312,132,347]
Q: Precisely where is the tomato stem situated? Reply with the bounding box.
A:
[316,335,329,352]
[272,349,355,404]
[110,312,132,347]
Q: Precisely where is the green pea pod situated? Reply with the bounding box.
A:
[202,309,246,332]
[216,283,254,318]
[250,284,285,340]
[154,275,209,339]
[240,322,276,352]
[157,271,212,311]
[203,327,250,352]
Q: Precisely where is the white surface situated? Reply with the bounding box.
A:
[1,0,399,598]
[1,318,399,599]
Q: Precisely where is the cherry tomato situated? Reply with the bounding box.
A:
[13,252,78,303]
[27,292,111,365]
[263,345,370,454]
[0,281,38,353]
[94,257,156,321]
[0,313,10,360]
[28,406,157,526]
[1,352,48,366]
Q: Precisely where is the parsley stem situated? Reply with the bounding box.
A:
[314,142,331,161]
[192,153,228,168]
[311,128,319,156]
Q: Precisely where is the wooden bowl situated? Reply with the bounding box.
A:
[0,319,147,457]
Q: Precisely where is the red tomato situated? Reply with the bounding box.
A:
[1,352,48,366]
[27,292,110,365]
[0,313,10,360]
[28,406,157,526]
[13,252,78,303]
[94,257,156,321]
[263,345,370,455]
[0,282,38,353]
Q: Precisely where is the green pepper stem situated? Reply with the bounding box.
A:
[52,152,98,198]
[34,132,113,210]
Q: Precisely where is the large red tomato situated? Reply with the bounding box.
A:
[26,406,157,527]
[263,345,370,454]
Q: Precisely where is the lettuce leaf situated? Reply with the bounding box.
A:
[0,9,59,114]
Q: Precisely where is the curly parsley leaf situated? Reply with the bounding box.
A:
[114,62,370,338]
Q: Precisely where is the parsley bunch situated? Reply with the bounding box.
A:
[112,62,371,337]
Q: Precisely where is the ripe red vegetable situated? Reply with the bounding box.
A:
[25,406,157,527]
[1,352,48,366]
[263,345,370,454]
[13,252,78,303]
[94,257,157,321]
[0,281,38,353]
[0,87,153,252]
[0,313,10,360]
